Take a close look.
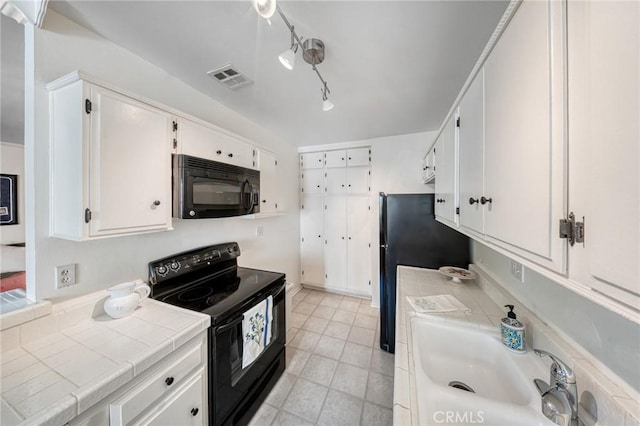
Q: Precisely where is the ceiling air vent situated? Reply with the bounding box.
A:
[207,64,253,90]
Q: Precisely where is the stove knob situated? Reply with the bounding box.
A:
[156,265,168,276]
[189,210,196,217]
[227,247,233,254]
[169,261,181,272]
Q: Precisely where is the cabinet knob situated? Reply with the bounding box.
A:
[341,184,345,187]
[318,235,321,238]
[262,200,266,203]
[348,157,352,160]
[228,153,233,158]
[480,196,493,205]
[153,200,161,206]
[469,198,479,205]
[348,184,351,187]
[348,237,352,240]
[317,185,320,188]
[216,150,222,155]
[165,377,174,386]
[341,157,345,161]
[191,408,199,417]
[342,236,345,240]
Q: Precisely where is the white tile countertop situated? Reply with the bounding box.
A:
[392,265,640,426]
[0,290,210,426]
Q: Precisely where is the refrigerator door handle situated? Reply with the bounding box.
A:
[381,244,388,249]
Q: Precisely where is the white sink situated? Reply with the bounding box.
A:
[410,315,555,426]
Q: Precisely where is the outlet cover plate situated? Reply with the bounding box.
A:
[56,264,77,288]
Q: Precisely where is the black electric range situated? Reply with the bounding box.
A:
[149,242,286,426]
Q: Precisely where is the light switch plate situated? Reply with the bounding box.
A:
[256,225,264,238]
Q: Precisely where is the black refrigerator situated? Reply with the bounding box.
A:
[379,193,470,353]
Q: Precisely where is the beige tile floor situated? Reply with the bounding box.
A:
[250,288,394,426]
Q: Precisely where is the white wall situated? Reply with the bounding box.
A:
[0,142,25,245]
[29,11,300,301]
[473,241,640,393]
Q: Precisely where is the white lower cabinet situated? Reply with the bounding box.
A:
[68,334,207,426]
[141,370,205,426]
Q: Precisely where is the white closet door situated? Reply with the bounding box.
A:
[324,196,348,290]
[346,148,370,166]
[325,150,347,168]
[347,197,371,295]
[325,168,347,195]
[347,167,369,195]
[301,196,325,286]
[301,169,324,195]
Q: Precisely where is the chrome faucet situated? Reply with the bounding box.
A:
[533,349,579,426]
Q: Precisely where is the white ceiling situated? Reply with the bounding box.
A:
[48,1,508,146]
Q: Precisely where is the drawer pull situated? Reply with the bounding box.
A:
[165,377,174,386]
[191,408,199,416]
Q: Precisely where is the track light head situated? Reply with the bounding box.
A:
[252,0,276,18]
[278,48,296,70]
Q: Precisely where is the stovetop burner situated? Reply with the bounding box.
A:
[177,286,214,302]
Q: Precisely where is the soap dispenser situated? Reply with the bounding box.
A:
[501,305,526,353]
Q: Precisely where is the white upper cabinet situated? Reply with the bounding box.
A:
[300,152,324,169]
[346,147,371,167]
[325,168,347,194]
[422,146,436,183]
[458,70,485,234]
[49,76,173,240]
[301,169,324,195]
[567,0,639,309]
[434,114,457,224]
[177,118,256,169]
[347,167,370,195]
[325,150,347,168]
[482,0,566,272]
[258,150,278,214]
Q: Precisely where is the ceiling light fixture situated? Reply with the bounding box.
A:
[256,2,334,111]
[252,0,276,19]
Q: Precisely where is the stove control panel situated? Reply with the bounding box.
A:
[149,242,241,284]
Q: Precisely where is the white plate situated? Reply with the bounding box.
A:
[438,266,477,284]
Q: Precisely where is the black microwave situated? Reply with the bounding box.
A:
[173,154,260,219]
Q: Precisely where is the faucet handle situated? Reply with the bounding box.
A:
[534,349,576,385]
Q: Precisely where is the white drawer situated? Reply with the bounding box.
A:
[109,338,204,425]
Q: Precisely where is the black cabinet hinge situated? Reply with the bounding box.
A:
[85,99,92,114]
[456,207,460,215]
[456,117,461,127]
[84,208,92,223]
[275,160,278,166]
[172,121,178,132]
[173,138,177,149]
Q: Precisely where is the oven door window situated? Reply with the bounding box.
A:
[192,178,241,207]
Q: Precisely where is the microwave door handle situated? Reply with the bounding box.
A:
[240,180,249,211]
[245,180,255,214]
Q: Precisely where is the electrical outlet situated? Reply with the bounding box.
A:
[56,264,77,288]
[256,225,264,238]
[510,260,524,282]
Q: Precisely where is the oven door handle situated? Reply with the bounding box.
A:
[215,283,285,335]
[216,315,244,335]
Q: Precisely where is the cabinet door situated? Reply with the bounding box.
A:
[434,114,457,224]
[346,148,370,167]
[300,152,324,169]
[347,167,369,195]
[458,70,485,234]
[301,169,324,195]
[325,168,347,195]
[224,137,255,169]
[178,118,225,161]
[483,0,566,272]
[300,197,325,286]
[88,86,172,237]
[325,150,347,168]
[324,196,348,290]
[567,0,639,308]
[347,197,371,296]
[423,146,436,183]
[144,370,206,426]
[259,151,278,214]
